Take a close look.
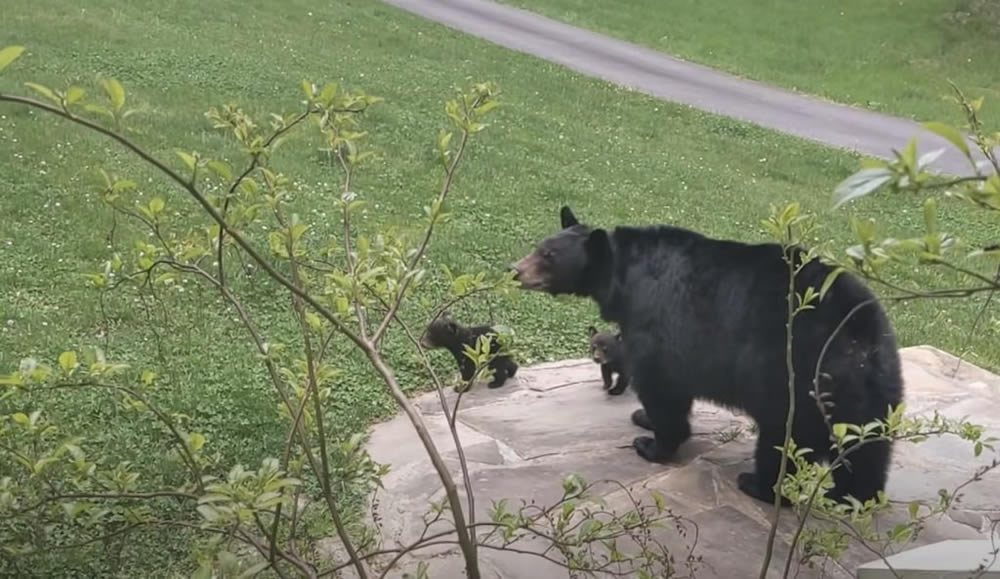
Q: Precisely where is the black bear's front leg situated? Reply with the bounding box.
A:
[737,425,793,506]
[631,384,693,463]
[607,369,629,396]
[600,364,614,390]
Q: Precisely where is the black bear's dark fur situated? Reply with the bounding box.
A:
[511,206,904,505]
[420,312,519,389]
[588,326,630,395]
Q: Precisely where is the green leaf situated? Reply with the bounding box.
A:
[175,150,196,171]
[101,78,126,112]
[64,86,85,105]
[318,82,337,104]
[196,504,219,522]
[907,501,920,519]
[0,372,24,386]
[474,99,499,115]
[832,167,893,209]
[301,79,314,101]
[84,103,113,119]
[899,139,917,169]
[923,121,970,160]
[187,432,206,452]
[58,351,78,372]
[206,160,233,181]
[819,267,844,301]
[0,46,25,73]
[922,197,937,235]
[832,423,848,440]
[24,82,59,104]
[238,561,271,579]
[304,311,322,330]
[149,196,165,214]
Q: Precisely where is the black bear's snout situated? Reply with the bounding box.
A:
[508,264,522,280]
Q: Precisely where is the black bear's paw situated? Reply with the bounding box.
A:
[630,409,655,430]
[736,472,791,507]
[607,383,627,396]
[632,436,673,463]
[487,379,507,389]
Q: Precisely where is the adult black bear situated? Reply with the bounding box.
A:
[588,326,630,395]
[511,206,904,505]
[420,312,519,390]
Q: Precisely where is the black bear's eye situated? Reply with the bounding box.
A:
[541,248,555,260]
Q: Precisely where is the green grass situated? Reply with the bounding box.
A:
[499,0,1000,127]
[0,0,998,576]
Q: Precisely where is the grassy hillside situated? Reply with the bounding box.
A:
[1,0,997,575]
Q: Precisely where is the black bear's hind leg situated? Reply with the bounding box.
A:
[738,426,794,506]
[632,392,693,463]
[630,408,654,430]
[486,359,506,389]
[829,439,892,505]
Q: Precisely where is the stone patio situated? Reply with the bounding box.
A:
[363,346,1000,578]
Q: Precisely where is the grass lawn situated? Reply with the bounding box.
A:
[499,0,1000,127]
[1,0,998,576]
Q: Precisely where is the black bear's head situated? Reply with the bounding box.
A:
[510,206,613,297]
[587,325,623,364]
[420,311,462,350]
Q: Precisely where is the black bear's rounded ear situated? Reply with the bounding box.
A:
[560,206,579,229]
[587,325,597,336]
[584,229,612,261]
[614,332,623,341]
[447,320,458,332]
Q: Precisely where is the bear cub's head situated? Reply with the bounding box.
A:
[420,312,463,350]
[510,206,612,296]
[588,326,623,365]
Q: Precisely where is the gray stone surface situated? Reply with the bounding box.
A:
[857,539,1000,579]
[361,346,1000,578]
[381,0,998,177]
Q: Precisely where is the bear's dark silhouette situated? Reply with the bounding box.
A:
[420,312,519,389]
[511,206,904,505]
[588,326,630,395]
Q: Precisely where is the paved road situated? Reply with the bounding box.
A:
[383,0,994,177]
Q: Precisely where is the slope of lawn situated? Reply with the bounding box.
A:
[0,0,997,576]
[500,0,1000,127]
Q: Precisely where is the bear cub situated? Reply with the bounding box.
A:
[588,326,630,395]
[420,312,518,389]
[510,205,904,507]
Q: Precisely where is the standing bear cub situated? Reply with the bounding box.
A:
[511,206,904,506]
[588,326,630,395]
[420,312,519,390]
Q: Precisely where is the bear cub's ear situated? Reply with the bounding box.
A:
[560,205,579,229]
[587,325,598,337]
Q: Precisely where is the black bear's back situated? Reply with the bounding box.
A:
[609,226,902,423]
